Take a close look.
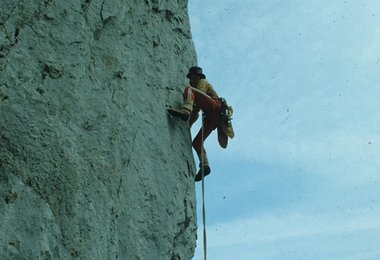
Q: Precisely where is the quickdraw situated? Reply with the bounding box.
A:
[219,97,233,125]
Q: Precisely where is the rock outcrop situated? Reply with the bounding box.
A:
[0,1,197,259]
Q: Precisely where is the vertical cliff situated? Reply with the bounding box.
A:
[0,0,197,259]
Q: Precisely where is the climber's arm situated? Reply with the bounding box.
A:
[206,83,219,99]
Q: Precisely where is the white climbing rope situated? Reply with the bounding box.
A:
[200,112,207,260]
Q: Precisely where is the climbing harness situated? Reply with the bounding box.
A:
[219,97,233,125]
[200,112,207,260]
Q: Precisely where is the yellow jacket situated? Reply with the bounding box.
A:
[195,79,219,99]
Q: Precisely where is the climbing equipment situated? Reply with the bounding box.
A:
[217,98,235,148]
[219,97,234,129]
[200,112,207,260]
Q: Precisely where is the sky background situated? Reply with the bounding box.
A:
[188,1,380,259]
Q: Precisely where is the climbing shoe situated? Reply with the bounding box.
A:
[167,108,190,121]
[195,165,211,182]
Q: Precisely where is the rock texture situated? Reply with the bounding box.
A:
[0,1,197,259]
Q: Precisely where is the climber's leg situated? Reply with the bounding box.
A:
[167,87,194,121]
[193,119,216,181]
[190,88,221,114]
[168,87,221,121]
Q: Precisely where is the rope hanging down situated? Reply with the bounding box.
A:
[201,112,207,260]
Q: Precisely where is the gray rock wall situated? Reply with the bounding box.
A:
[0,1,197,259]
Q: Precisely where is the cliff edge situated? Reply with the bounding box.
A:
[0,1,197,259]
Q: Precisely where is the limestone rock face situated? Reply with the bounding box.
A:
[0,1,197,259]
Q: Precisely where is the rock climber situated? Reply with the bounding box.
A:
[168,66,234,182]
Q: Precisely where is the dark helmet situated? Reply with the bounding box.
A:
[186,66,206,79]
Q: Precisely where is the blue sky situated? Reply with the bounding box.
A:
[188,1,380,259]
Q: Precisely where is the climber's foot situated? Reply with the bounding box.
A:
[195,165,211,182]
[167,108,190,121]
